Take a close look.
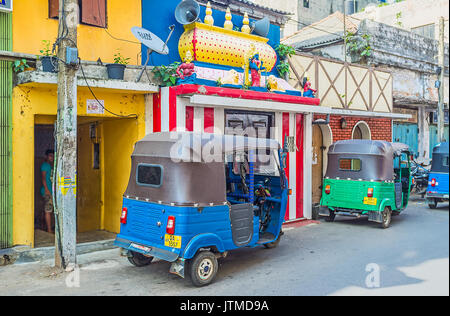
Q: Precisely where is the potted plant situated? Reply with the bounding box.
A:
[40,40,57,73]
[107,52,130,80]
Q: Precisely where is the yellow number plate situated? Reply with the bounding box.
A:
[363,197,377,205]
[164,234,182,249]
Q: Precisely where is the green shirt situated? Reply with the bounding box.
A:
[40,162,53,197]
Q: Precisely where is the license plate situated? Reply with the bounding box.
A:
[130,243,151,253]
[363,197,377,205]
[164,234,182,249]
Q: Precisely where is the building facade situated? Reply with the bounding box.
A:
[282,7,449,163]
[252,0,385,38]
[1,0,158,249]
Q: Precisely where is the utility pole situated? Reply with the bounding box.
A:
[437,16,446,143]
[54,0,78,270]
[343,0,347,63]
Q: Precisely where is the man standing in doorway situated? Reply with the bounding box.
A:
[41,149,55,233]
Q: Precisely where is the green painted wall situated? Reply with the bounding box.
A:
[0,11,13,249]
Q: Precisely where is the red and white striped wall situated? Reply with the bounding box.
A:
[145,85,317,221]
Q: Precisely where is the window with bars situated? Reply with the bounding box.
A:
[49,0,107,28]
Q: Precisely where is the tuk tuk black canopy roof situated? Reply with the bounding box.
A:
[125,132,281,206]
[431,142,449,173]
[326,140,410,181]
[133,132,281,162]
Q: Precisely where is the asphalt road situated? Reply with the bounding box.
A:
[1,197,448,296]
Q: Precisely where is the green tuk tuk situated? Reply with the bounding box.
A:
[319,140,412,228]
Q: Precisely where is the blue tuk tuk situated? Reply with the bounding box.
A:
[426,142,449,208]
[114,132,288,286]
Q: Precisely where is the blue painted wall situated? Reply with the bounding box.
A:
[141,0,281,67]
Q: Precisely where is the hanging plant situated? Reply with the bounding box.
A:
[152,62,181,87]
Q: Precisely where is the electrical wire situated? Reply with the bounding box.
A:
[79,60,138,119]
[95,0,141,45]
[284,16,346,38]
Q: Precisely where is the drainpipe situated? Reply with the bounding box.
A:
[312,114,330,125]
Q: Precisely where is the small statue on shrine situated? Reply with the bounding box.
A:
[302,74,317,98]
[267,75,286,93]
[249,53,265,87]
[176,51,196,84]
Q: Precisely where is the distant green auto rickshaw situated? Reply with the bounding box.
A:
[319,140,412,228]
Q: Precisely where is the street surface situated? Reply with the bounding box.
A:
[0,197,448,296]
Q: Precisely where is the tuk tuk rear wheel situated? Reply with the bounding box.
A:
[188,251,218,287]
[325,210,336,222]
[381,207,392,229]
[127,251,154,267]
[428,199,438,209]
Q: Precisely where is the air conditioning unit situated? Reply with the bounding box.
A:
[0,0,13,13]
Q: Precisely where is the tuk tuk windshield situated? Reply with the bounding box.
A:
[431,142,449,173]
[227,150,281,177]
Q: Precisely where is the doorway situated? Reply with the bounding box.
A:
[34,125,56,245]
[33,120,117,248]
[312,125,324,205]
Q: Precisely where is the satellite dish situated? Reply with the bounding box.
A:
[131,25,175,82]
[175,0,200,25]
[131,26,169,55]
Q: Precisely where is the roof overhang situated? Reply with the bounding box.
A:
[189,93,411,119]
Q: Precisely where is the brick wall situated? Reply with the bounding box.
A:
[315,115,392,142]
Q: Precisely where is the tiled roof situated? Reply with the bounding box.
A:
[235,0,292,16]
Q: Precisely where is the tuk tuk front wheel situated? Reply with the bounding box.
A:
[127,251,154,267]
[263,231,283,249]
[381,207,392,229]
[188,251,218,287]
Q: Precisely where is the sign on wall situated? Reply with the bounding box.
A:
[0,0,13,12]
[87,99,105,115]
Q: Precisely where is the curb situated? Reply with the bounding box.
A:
[1,239,117,265]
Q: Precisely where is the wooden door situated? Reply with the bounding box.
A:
[77,123,102,233]
[312,125,323,204]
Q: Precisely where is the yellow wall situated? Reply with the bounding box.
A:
[103,118,141,233]
[12,84,146,247]
[12,0,142,65]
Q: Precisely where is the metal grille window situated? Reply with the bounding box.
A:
[136,164,163,188]
[411,23,436,40]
